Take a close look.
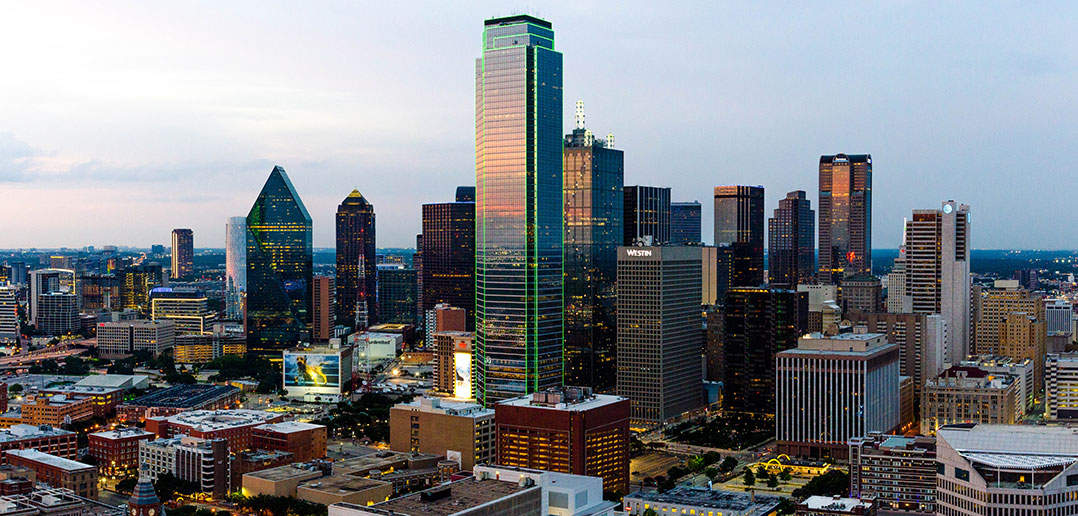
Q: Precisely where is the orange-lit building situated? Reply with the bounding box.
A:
[38,385,124,418]
[251,422,327,462]
[495,387,630,495]
[5,449,96,499]
[87,427,155,477]
[20,395,94,427]
[0,425,77,461]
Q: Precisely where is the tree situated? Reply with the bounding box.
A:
[116,478,138,494]
[756,465,769,478]
[643,509,658,516]
[703,451,722,465]
[780,467,793,482]
[705,467,719,480]
[8,384,22,394]
[793,470,850,498]
[686,455,705,472]
[767,475,780,489]
[720,456,738,473]
[743,468,755,486]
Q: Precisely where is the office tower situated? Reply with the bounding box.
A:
[8,263,27,286]
[887,245,912,314]
[1047,353,1078,420]
[377,266,417,325]
[29,268,75,326]
[495,387,630,495]
[389,397,494,470]
[150,288,212,335]
[921,366,1019,434]
[225,216,247,321]
[1000,312,1046,388]
[119,264,163,312]
[1012,268,1039,290]
[670,201,702,245]
[623,185,670,245]
[697,246,720,306]
[713,185,764,287]
[818,154,872,284]
[935,424,1078,515]
[336,189,377,331]
[36,292,78,335]
[246,165,313,356]
[474,15,563,406]
[848,312,947,399]
[961,355,1036,412]
[704,310,723,383]
[97,320,176,357]
[776,331,899,460]
[767,190,814,288]
[904,201,970,364]
[848,434,937,515]
[841,275,882,312]
[563,102,623,391]
[616,246,704,424]
[420,189,475,331]
[1046,299,1074,352]
[311,276,335,342]
[170,229,193,279]
[0,287,17,344]
[721,287,807,413]
[77,273,118,311]
[974,280,1043,354]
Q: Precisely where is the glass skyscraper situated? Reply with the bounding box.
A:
[670,201,702,245]
[564,120,623,391]
[336,189,377,330]
[246,165,312,357]
[420,188,475,330]
[767,191,815,288]
[713,185,765,287]
[475,15,563,406]
[623,185,671,246]
[819,154,872,284]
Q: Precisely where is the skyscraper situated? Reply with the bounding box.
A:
[225,216,247,322]
[623,185,670,245]
[118,265,161,312]
[29,268,75,326]
[713,185,764,287]
[474,14,563,406]
[616,246,704,425]
[420,188,475,331]
[336,190,377,331]
[246,165,313,356]
[670,201,702,245]
[818,154,872,284]
[904,201,970,364]
[377,266,417,325]
[311,275,335,342]
[563,101,623,391]
[767,190,814,288]
[170,229,193,279]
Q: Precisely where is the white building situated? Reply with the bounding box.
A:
[1046,299,1073,336]
[935,424,1078,515]
[29,268,74,326]
[624,487,781,516]
[0,287,17,344]
[97,320,175,357]
[349,332,403,362]
[1047,353,1078,420]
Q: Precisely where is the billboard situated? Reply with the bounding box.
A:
[453,350,471,399]
[284,353,341,389]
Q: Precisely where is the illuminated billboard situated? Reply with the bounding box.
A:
[453,350,472,399]
[284,353,341,389]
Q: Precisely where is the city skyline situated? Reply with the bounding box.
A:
[1,2,1075,250]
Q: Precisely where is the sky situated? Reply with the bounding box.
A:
[1,1,1076,250]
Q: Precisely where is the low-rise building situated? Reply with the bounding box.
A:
[174,333,248,364]
[389,397,493,470]
[848,433,936,515]
[138,435,230,499]
[145,409,284,453]
[1046,352,1078,420]
[87,428,155,477]
[920,366,1019,435]
[796,496,876,515]
[624,487,780,516]
[0,426,77,461]
[349,332,404,362]
[96,320,175,358]
[251,422,327,462]
[19,396,94,427]
[958,355,1035,415]
[3,450,96,499]
[230,450,295,493]
[38,385,124,419]
[117,384,241,422]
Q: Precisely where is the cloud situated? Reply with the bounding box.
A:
[0,133,42,182]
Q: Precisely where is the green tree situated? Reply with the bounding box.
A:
[116,477,138,493]
[686,455,705,472]
[780,467,793,482]
[705,467,719,480]
[743,468,755,486]
[720,456,738,473]
[767,475,780,489]
[8,384,22,394]
[643,509,658,516]
[793,470,850,498]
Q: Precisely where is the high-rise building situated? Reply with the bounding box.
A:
[721,287,807,413]
[420,189,475,331]
[1012,268,1039,290]
[818,154,872,284]
[904,201,971,364]
[1046,353,1078,420]
[848,312,947,400]
[776,331,900,461]
[935,424,1078,515]
[36,292,78,336]
[433,330,474,398]
[1046,299,1074,352]
[848,434,937,515]
[311,276,335,342]
[921,366,1019,435]
[225,216,247,321]
[616,246,704,425]
[246,165,313,356]
[474,15,563,406]
[623,185,670,245]
[886,246,912,314]
[713,185,764,287]
[171,229,194,279]
[119,264,162,312]
[841,274,882,313]
[336,190,377,331]
[563,102,623,391]
[78,274,119,311]
[495,387,630,495]
[150,288,212,335]
[377,266,417,325]
[0,287,17,344]
[29,268,75,326]
[389,397,494,471]
[974,280,1043,354]
[670,201,702,245]
[767,190,814,288]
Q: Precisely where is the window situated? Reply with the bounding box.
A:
[549,491,569,509]
[955,468,969,482]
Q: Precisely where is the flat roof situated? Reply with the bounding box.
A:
[497,392,627,412]
[802,496,873,510]
[298,474,388,495]
[41,384,123,395]
[339,477,530,516]
[938,424,1078,457]
[254,421,324,434]
[627,488,780,514]
[246,463,324,482]
[89,428,154,440]
[0,425,74,442]
[158,409,278,431]
[5,450,93,472]
[75,375,149,389]
[125,384,239,408]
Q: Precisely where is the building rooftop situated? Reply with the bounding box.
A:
[245,462,326,482]
[938,424,1078,457]
[627,487,780,515]
[124,384,239,408]
[0,425,74,442]
[396,397,493,418]
[254,421,324,434]
[497,387,627,412]
[88,427,154,440]
[156,409,278,431]
[5,450,93,472]
[298,474,389,496]
[336,476,529,516]
[40,384,123,395]
[801,495,874,511]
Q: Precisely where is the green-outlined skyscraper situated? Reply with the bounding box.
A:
[474,15,563,406]
[246,165,313,357]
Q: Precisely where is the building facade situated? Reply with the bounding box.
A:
[150,288,212,335]
[1046,353,1078,420]
[389,397,494,471]
[848,433,936,515]
[623,185,670,246]
[420,192,476,333]
[171,228,193,279]
[336,189,377,331]
[920,367,1018,435]
[376,267,417,325]
[311,275,335,341]
[225,216,247,321]
[767,190,814,289]
[818,154,872,284]
[670,201,701,245]
[713,185,764,287]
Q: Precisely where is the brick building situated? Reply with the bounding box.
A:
[251,422,327,462]
[87,427,155,477]
[0,426,77,461]
[117,384,241,423]
[388,397,494,470]
[4,450,96,499]
[145,410,285,453]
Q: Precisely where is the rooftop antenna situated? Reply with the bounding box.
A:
[575,100,586,130]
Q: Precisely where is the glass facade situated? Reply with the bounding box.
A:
[475,15,563,406]
[713,185,765,287]
[336,190,377,330]
[623,185,671,245]
[670,201,701,245]
[246,166,313,357]
[377,267,418,325]
[819,154,872,284]
[767,190,815,288]
[564,128,623,391]
[420,198,475,330]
